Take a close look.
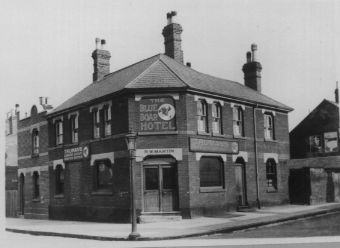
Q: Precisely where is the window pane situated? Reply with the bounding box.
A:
[97,162,112,190]
[145,168,159,190]
[200,157,223,187]
[324,132,338,152]
[162,167,176,189]
[197,101,203,115]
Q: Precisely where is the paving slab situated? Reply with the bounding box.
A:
[5,203,340,241]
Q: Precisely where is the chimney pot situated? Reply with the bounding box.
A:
[95,38,100,49]
[335,81,339,104]
[251,43,258,62]
[39,97,43,105]
[246,52,251,63]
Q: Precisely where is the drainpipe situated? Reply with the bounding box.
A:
[253,104,261,209]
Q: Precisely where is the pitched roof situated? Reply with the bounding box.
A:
[50,53,292,114]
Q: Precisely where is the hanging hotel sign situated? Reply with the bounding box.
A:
[64,145,90,162]
[189,138,239,154]
[139,97,176,132]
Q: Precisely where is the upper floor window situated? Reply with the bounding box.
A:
[94,160,113,192]
[70,114,78,143]
[55,164,64,195]
[32,129,39,155]
[32,171,40,199]
[93,109,100,139]
[266,159,277,192]
[55,120,63,145]
[197,100,208,133]
[212,102,222,134]
[324,132,338,153]
[308,135,322,153]
[103,105,111,136]
[233,106,244,137]
[264,113,275,140]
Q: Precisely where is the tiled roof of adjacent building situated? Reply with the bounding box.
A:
[50,53,293,114]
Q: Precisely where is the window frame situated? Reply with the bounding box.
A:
[212,102,222,134]
[103,105,111,137]
[93,108,100,139]
[199,156,224,189]
[55,164,65,196]
[233,106,244,137]
[197,99,209,133]
[264,113,275,140]
[70,114,79,143]
[32,129,39,155]
[55,120,63,145]
[93,159,113,193]
[266,159,278,192]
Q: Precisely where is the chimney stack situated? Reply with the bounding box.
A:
[242,43,262,92]
[335,81,339,104]
[92,38,111,82]
[162,11,184,64]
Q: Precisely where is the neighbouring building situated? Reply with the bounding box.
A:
[289,83,340,204]
[17,98,52,219]
[46,12,292,223]
[5,105,19,217]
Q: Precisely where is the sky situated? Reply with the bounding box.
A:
[0,0,339,131]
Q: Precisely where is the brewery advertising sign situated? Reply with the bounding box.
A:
[190,138,239,154]
[64,145,90,162]
[139,97,176,132]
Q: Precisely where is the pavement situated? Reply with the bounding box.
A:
[5,203,340,241]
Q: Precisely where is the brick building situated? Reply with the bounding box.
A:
[17,99,52,219]
[289,84,340,204]
[47,13,292,222]
[5,106,19,217]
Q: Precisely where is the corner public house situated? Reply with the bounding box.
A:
[21,13,293,222]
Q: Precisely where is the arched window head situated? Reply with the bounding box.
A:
[233,106,244,137]
[197,100,208,133]
[212,102,222,134]
[266,159,277,192]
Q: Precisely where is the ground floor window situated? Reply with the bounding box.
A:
[266,159,278,192]
[199,156,224,188]
[32,171,40,199]
[94,160,113,192]
[55,164,64,195]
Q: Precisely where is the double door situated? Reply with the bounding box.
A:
[143,164,178,212]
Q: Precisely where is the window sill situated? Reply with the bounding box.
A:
[264,138,277,143]
[138,131,178,136]
[200,187,225,193]
[233,135,246,139]
[32,198,40,202]
[91,191,113,196]
[54,194,65,199]
[212,133,225,138]
[197,131,211,136]
[31,154,39,158]
[266,187,278,193]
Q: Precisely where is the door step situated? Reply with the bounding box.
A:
[237,205,256,212]
[139,212,182,223]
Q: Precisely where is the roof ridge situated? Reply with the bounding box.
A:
[125,58,161,88]
[158,55,190,88]
[103,53,162,81]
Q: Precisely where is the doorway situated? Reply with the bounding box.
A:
[234,157,248,206]
[19,173,25,215]
[143,162,178,212]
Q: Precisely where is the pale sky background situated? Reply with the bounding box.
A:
[0,0,339,131]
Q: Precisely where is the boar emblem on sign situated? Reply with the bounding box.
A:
[158,103,175,121]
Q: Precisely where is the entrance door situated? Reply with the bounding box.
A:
[235,163,247,206]
[19,174,25,215]
[143,164,178,212]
